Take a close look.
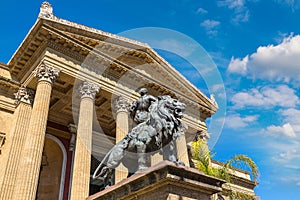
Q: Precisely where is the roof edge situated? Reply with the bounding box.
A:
[38,2,150,49]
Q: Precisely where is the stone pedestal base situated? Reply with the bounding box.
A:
[88,160,225,200]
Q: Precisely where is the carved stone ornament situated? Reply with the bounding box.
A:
[113,96,131,113]
[33,63,60,83]
[68,124,77,152]
[195,131,210,142]
[38,2,54,19]
[14,87,35,105]
[210,94,218,108]
[79,81,100,99]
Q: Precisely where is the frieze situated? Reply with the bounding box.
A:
[47,40,86,62]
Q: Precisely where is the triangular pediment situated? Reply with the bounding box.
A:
[8,10,217,118]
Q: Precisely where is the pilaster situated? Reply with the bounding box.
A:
[0,87,34,199]
[113,96,131,183]
[14,63,60,200]
[70,81,99,200]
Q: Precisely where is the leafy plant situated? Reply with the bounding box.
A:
[191,140,230,181]
[191,140,259,200]
[225,154,259,183]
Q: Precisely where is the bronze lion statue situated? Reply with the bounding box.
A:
[93,95,186,187]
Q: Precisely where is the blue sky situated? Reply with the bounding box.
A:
[1,0,300,199]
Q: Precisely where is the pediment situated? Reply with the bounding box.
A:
[7,11,217,118]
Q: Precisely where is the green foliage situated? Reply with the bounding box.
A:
[225,155,259,182]
[191,139,211,173]
[191,140,259,200]
[191,140,230,181]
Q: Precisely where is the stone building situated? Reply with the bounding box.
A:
[0,2,257,200]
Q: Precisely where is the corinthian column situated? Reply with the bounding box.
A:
[14,63,60,200]
[113,96,130,183]
[175,132,190,167]
[70,81,99,200]
[0,87,34,199]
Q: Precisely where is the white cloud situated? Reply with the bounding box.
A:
[224,113,258,129]
[196,7,208,14]
[209,51,231,68]
[217,0,250,23]
[275,0,300,10]
[211,83,224,93]
[271,141,300,164]
[261,108,300,142]
[231,85,299,108]
[201,19,220,29]
[200,19,220,36]
[266,123,297,138]
[218,0,246,10]
[261,130,300,187]
[227,34,300,85]
[228,55,248,75]
[280,108,300,134]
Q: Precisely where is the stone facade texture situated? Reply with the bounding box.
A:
[0,2,256,200]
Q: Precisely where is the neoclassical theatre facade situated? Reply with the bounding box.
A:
[0,2,256,200]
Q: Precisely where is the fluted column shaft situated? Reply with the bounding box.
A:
[14,63,60,200]
[114,96,130,183]
[175,132,190,167]
[70,81,99,200]
[0,88,33,199]
[113,96,130,183]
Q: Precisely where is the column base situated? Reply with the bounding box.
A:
[87,160,226,200]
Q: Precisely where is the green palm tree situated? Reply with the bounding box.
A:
[191,140,259,182]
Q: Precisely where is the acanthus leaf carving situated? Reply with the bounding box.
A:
[14,87,35,105]
[79,80,100,99]
[113,96,131,113]
[33,62,60,83]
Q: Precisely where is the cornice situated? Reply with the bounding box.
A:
[7,3,217,117]
[38,2,149,49]
[0,75,20,89]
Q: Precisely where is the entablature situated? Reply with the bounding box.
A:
[8,9,217,127]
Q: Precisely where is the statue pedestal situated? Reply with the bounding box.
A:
[87,160,225,200]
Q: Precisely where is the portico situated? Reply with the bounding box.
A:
[0,2,217,200]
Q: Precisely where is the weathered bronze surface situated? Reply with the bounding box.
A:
[93,94,186,187]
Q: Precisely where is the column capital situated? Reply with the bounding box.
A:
[14,87,35,105]
[195,131,210,142]
[68,124,77,134]
[79,80,100,99]
[113,96,131,113]
[33,62,60,83]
